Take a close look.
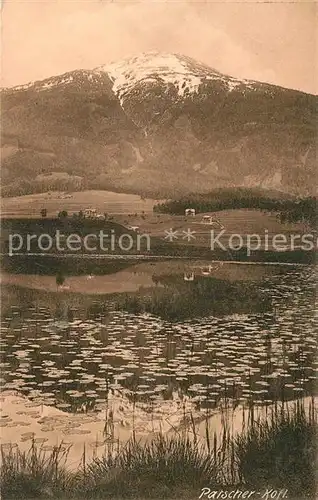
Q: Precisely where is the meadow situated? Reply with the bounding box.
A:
[1,190,312,244]
[1,191,158,219]
[2,189,316,266]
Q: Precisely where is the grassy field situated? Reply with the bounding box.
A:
[2,191,315,265]
[114,208,310,243]
[1,191,159,218]
[1,191,311,242]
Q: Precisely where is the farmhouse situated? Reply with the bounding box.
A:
[184,272,194,281]
[201,215,224,228]
[201,266,213,276]
[201,215,214,224]
[83,208,97,218]
[185,208,196,216]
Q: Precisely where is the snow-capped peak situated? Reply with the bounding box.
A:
[97,51,249,104]
[4,52,254,101]
[99,52,202,101]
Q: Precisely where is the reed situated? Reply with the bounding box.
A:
[1,440,72,499]
[1,398,316,499]
[234,398,317,498]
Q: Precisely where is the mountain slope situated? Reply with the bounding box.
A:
[2,52,317,197]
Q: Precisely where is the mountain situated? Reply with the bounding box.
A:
[2,52,317,197]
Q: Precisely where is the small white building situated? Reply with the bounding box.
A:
[184,272,194,281]
[201,265,214,276]
[185,208,196,216]
[84,208,97,218]
[201,215,224,228]
[201,215,214,224]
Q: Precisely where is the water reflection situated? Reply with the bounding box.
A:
[1,262,317,417]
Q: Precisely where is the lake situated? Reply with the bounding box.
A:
[1,261,316,419]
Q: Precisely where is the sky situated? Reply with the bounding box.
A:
[1,0,317,94]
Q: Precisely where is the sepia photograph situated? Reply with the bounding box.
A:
[0,1,317,499]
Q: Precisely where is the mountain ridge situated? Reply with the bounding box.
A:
[2,52,317,198]
[4,51,315,96]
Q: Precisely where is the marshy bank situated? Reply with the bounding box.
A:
[1,396,316,500]
[114,276,270,321]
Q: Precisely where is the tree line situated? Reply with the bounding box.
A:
[153,188,317,227]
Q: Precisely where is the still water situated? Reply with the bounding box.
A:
[1,261,316,419]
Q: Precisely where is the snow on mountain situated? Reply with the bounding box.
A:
[98,52,251,105]
[4,70,107,93]
[2,51,316,197]
[4,52,254,99]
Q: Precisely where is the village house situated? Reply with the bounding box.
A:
[185,208,196,216]
[184,272,194,281]
[201,215,214,224]
[201,215,224,228]
[83,208,97,218]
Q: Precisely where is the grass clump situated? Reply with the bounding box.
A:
[1,401,317,499]
[235,402,317,498]
[0,441,72,499]
[1,436,223,500]
[76,435,222,499]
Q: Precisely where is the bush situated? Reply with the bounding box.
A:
[58,210,68,218]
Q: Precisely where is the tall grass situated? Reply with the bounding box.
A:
[115,278,270,321]
[235,400,317,498]
[77,435,223,499]
[1,436,224,499]
[1,441,72,499]
[1,400,317,499]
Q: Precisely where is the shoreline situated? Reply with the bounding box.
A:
[1,390,316,471]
